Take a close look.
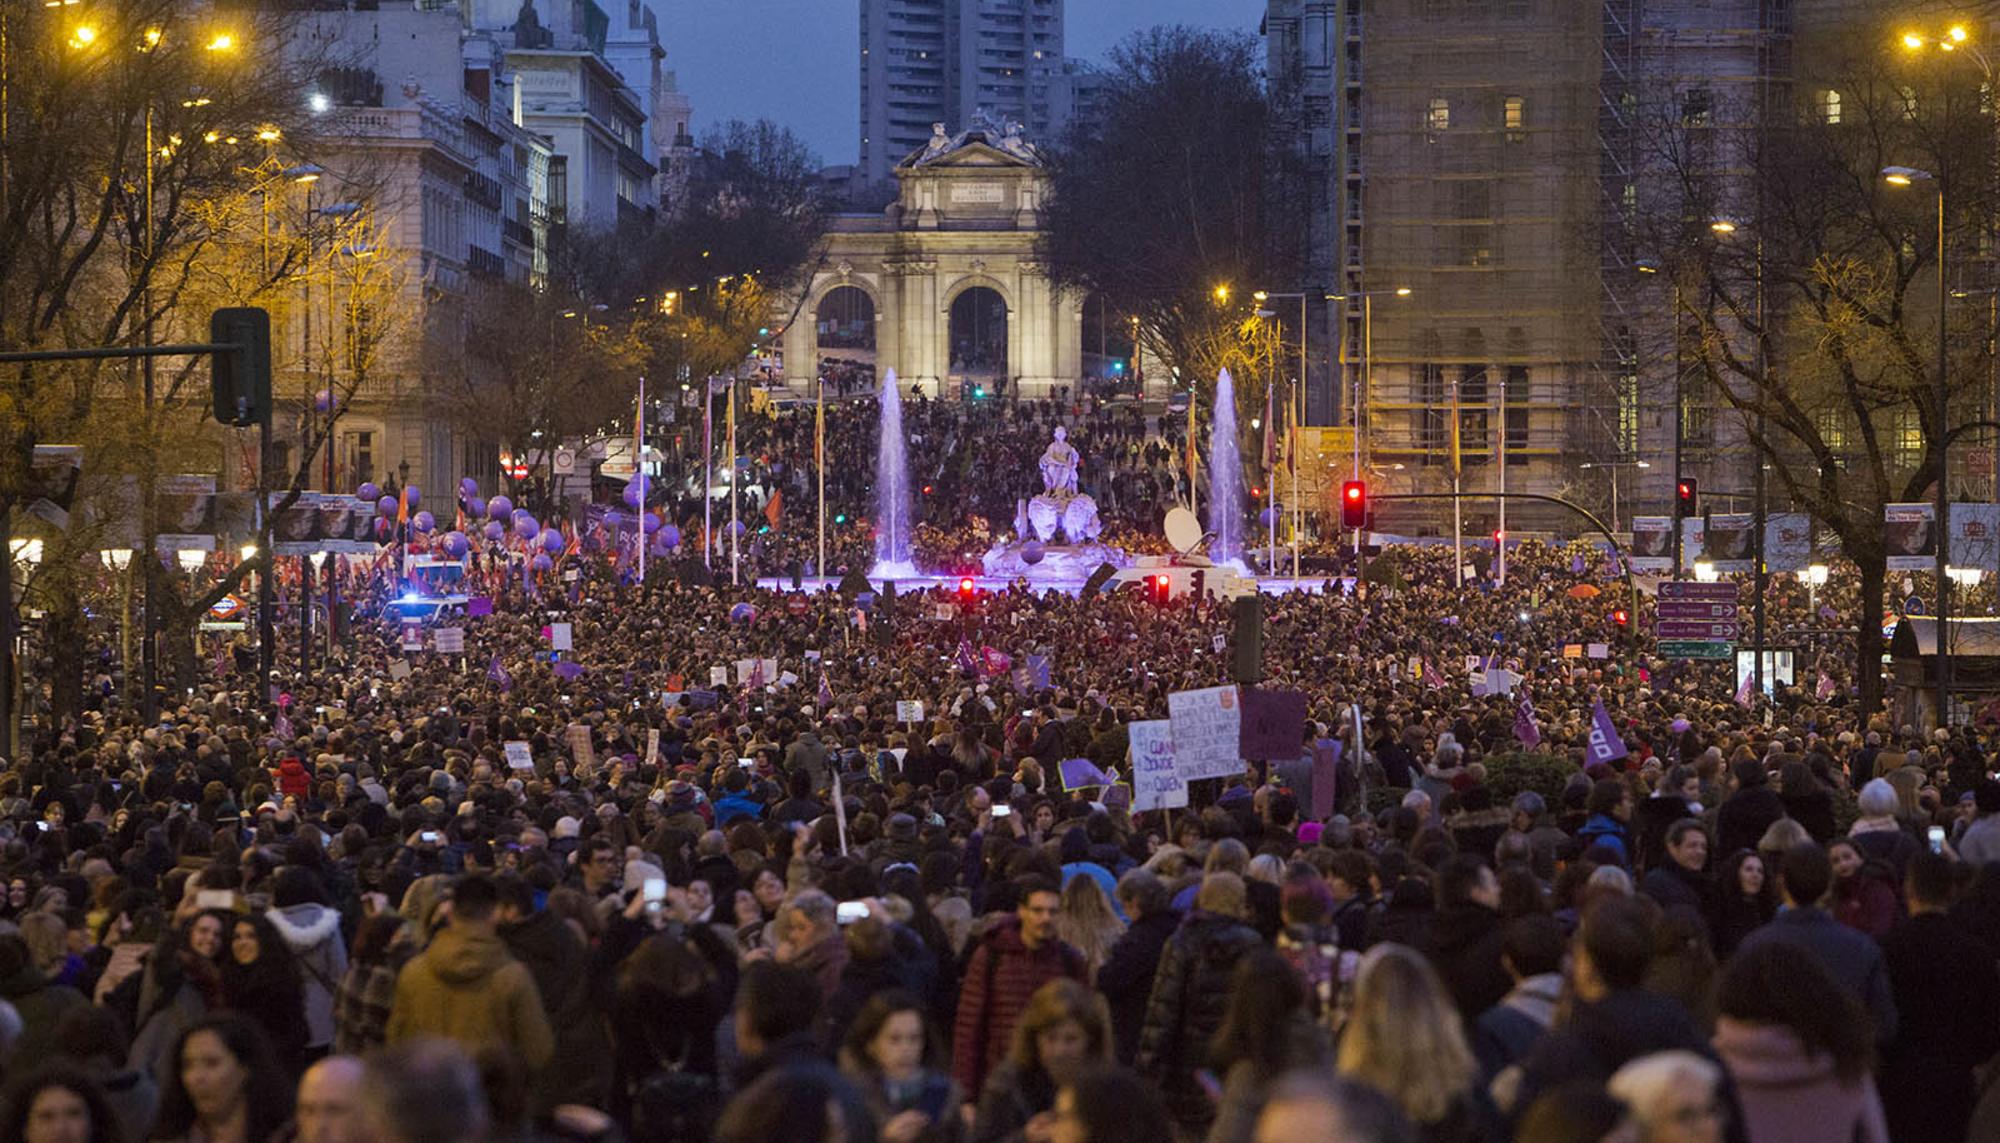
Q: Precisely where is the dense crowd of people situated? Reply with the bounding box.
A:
[10,396,2000,1143]
[662,394,1189,576]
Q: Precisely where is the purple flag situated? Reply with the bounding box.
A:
[1571,553,1587,575]
[955,639,978,675]
[1058,757,1116,791]
[466,596,493,617]
[1735,671,1755,708]
[1514,695,1541,747]
[486,656,513,691]
[553,661,585,680]
[1027,653,1051,689]
[1815,674,1836,701]
[817,672,835,708]
[1586,699,1628,764]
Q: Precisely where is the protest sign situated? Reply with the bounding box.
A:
[645,729,660,766]
[503,741,535,771]
[1239,687,1307,760]
[387,660,412,681]
[1168,685,1243,781]
[566,724,595,773]
[434,627,465,654]
[549,622,573,651]
[1127,720,1187,811]
[895,700,925,724]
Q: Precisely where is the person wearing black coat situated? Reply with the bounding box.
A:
[1777,761,1837,843]
[1095,871,1179,1064]
[499,872,612,1113]
[1134,874,1263,1135]
[1639,819,1713,926]
[1880,853,2000,1143]
[1417,856,1512,1028]
[1715,759,1786,858]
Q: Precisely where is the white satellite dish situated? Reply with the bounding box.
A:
[1164,506,1202,555]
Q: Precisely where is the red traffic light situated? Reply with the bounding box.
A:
[1150,574,1172,605]
[958,576,976,596]
[1612,608,1630,626]
[1340,481,1367,529]
[1676,478,1698,517]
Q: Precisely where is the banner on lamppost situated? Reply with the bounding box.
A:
[1764,513,1812,573]
[1885,503,1938,571]
[1950,503,2000,573]
[1706,513,1756,574]
[1629,517,1673,573]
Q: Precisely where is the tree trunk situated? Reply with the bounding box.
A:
[45,581,82,728]
[1853,537,1888,721]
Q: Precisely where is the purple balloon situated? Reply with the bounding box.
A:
[357,482,380,502]
[1021,541,1045,566]
[412,510,436,534]
[642,514,661,534]
[729,602,757,624]
[484,520,505,542]
[463,496,487,520]
[459,477,479,498]
[622,476,649,509]
[729,520,747,536]
[488,495,514,520]
[402,486,420,508]
[314,389,335,413]
[659,525,681,549]
[442,531,469,558]
[514,517,541,542]
[541,529,563,554]
[376,495,397,517]
[604,510,627,528]
[531,553,553,572]
[1258,507,1277,526]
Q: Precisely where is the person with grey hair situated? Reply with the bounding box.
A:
[361,1039,489,1143]
[1506,792,1568,881]
[774,889,847,999]
[1400,789,1433,830]
[1417,735,1465,810]
[1848,778,1920,878]
[1606,1050,1727,1143]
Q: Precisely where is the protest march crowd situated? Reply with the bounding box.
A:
[9,400,2000,1143]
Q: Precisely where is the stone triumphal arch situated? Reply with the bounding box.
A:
[780,119,1083,398]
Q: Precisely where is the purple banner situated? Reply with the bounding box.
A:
[1514,696,1541,748]
[1239,686,1308,760]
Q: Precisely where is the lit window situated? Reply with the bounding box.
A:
[1504,95,1525,130]
[1819,89,1842,124]
[1428,97,1450,131]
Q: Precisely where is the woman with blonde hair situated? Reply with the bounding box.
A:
[1336,943,1493,1141]
[1053,874,1124,982]
[970,979,1111,1143]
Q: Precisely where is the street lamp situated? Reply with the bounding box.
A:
[1804,562,1829,616]
[1693,558,1719,583]
[1882,164,1953,726]
[176,549,206,573]
[99,549,133,571]
[8,539,42,566]
[1578,460,1652,531]
[1708,214,1771,696]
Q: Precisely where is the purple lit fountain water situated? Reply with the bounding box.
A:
[1208,368,1247,569]
[872,368,919,580]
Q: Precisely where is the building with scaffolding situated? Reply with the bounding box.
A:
[1266,0,1786,536]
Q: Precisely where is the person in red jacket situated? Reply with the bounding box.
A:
[951,875,1085,1098]
[273,754,312,801]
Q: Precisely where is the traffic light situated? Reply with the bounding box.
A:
[1612,607,1630,627]
[1190,568,1207,600]
[1150,573,1172,606]
[1341,481,1367,529]
[1676,478,1698,518]
[958,576,976,604]
[210,307,272,427]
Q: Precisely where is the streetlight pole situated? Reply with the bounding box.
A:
[1885,165,1953,726]
[1327,288,1412,557]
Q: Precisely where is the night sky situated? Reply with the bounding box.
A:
[654,0,1269,166]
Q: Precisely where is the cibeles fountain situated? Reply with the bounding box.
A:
[981,426,1130,581]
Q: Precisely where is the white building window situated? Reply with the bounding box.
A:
[1428,97,1450,131]
[1818,88,1842,125]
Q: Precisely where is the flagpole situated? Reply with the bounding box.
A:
[703,378,713,570]
[817,371,826,581]
[1266,374,1276,573]
[1450,374,1463,587]
[636,374,645,587]
[728,375,739,586]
